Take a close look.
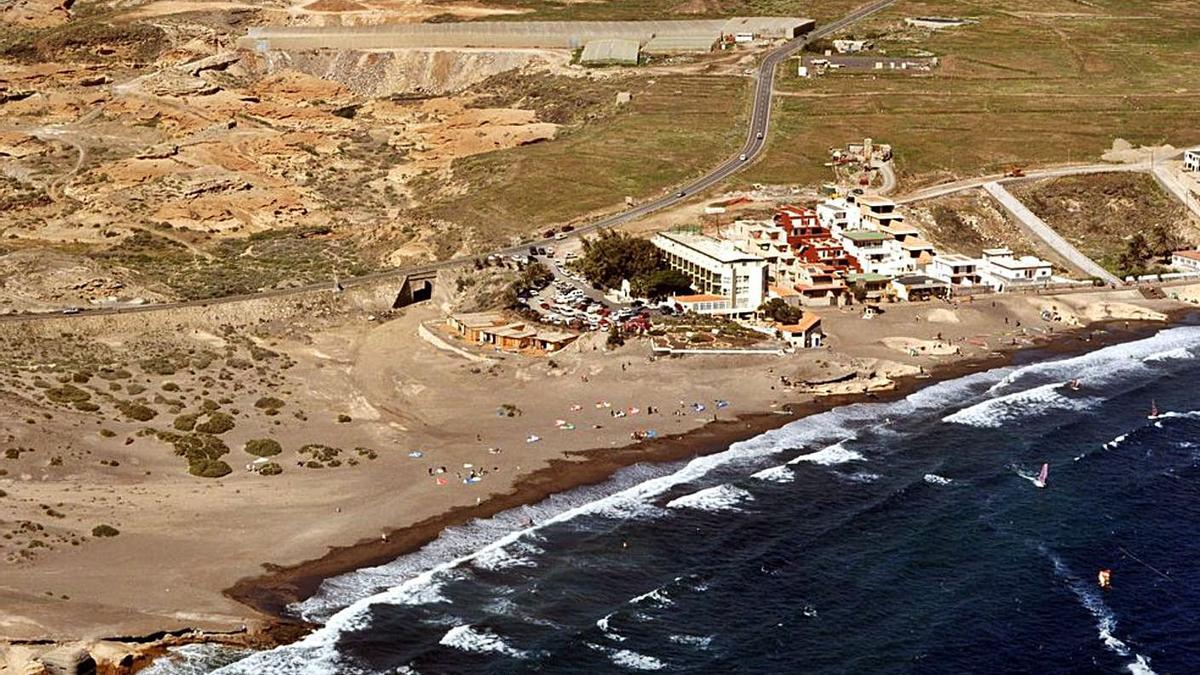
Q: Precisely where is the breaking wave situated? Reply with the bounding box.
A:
[943,381,1099,428]
[589,644,666,671]
[667,484,753,512]
[751,464,794,483]
[923,474,953,486]
[439,624,534,660]
[788,441,864,466]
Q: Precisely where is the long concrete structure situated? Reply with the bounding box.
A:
[237,17,814,52]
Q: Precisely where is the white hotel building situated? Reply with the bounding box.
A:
[651,231,768,315]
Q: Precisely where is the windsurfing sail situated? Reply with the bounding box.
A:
[1034,463,1048,488]
[1150,400,1159,419]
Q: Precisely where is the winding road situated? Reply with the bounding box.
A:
[1,0,899,324]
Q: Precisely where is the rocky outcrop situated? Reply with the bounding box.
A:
[261,48,570,97]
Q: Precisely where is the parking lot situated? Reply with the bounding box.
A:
[510,242,669,333]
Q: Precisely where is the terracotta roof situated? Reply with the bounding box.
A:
[673,293,728,303]
[769,284,801,297]
[901,236,936,250]
[1174,250,1200,262]
[779,313,821,333]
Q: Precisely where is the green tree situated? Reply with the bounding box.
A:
[758,298,804,324]
[577,230,665,290]
[606,322,625,349]
[631,269,692,300]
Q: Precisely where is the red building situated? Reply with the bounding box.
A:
[774,205,861,273]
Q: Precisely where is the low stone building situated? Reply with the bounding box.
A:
[446,312,577,354]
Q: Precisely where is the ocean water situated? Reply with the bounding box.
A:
[158,325,1200,674]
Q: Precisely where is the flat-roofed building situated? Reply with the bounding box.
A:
[979,247,1053,290]
[1184,148,1200,173]
[857,195,905,230]
[580,38,640,64]
[652,231,767,315]
[838,229,891,274]
[643,35,719,53]
[891,275,951,302]
[1171,249,1200,272]
[928,254,981,286]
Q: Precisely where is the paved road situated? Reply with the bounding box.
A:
[981,181,1121,284]
[1151,164,1200,220]
[896,161,1152,204]
[1,0,897,325]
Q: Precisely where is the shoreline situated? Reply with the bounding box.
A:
[220,312,1188,646]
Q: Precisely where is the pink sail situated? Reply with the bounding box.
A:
[1036,463,1049,486]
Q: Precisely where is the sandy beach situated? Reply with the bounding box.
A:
[0,283,1194,671]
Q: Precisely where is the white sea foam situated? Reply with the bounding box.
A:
[472,545,537,572]
[923,474,953,486]
[597,613,625,642]
[943,382,1100,428]
[439,624,533,659]
[1142,346,1192,362]
[751,464,794,483]
[667,484,753,512]
[668,634,713,649]
[589,644,666,671]
[839,470,881,483]
[788,442,864,466]
[629,586,675,608]
[1039,545,1157,675]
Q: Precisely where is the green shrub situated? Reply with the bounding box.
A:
[98,368,132,380]
[116,401,156,422]
[139,357,176,375]
[173,413,198,431]
[254,396,285,410]
[125,384,146,395]
[73,401,100,412]
[336,414,351,423]
[162,382,180,392]
[258,462,283,476]
[244,438,282,457]
[45,384,91,404]
[91,524,120,537]
[188,458,232,478]
[196,412,235,434]
[99,428,116,438]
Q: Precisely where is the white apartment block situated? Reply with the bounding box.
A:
[979,248,1053,290]
[1185,148,1200,173]
[652,231,768,314]
[928,254,982,286]
[1170,250,1200,273]
[856,196,905,230]
[728,219,801,286]
[816,199,860,235]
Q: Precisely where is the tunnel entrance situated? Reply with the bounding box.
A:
[393,275,434,308]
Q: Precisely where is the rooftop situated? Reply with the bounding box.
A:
[841,230,887,243]
[1174,250,1200,262]
[990,255,1050,270]
[893,274,948,287]
[450,312,507,328]
[857,196,895,207]
[655,231,762,264]
[936,253,977,264]
[901,236,936,251]
[779,313,822,333]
